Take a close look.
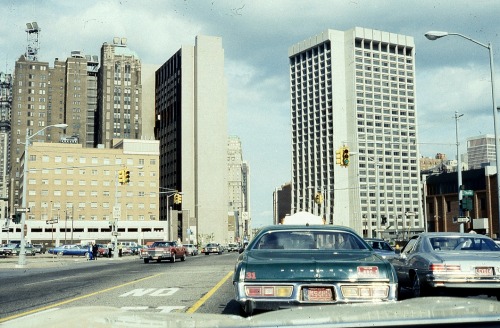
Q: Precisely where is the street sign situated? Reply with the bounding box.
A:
[462,190,474,197]
[456,217,470,223]
[16,208,30,213]
[46,219,58,224]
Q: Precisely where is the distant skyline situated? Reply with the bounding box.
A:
[2,1,500,227]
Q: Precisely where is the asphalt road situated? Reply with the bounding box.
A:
[0,251,241,323]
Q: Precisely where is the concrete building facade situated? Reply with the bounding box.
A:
[1,139,163,245]
[467,134,497,169]
[289,28,422,239]
[155,35,228,245]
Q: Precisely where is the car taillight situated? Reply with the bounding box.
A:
[245,286,293,298]
[429,264,461,272]
[341,285,389,298]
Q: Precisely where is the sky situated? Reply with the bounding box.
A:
[1,0,500,228]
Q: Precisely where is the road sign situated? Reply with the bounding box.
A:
[456,217,470,223]
[462,190,474,197]
[46,219,58,224]
[16,208,30,213]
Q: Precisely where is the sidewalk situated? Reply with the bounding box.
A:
[0,253,138,269]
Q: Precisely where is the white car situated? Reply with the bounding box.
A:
[183,244,198,256]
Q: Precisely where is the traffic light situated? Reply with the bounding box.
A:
[12,213,21,224]
[336,148,342,165]
[124,169,130,184]
[342,147,350,167]
[118,169,125,185]
[173,193,182,204]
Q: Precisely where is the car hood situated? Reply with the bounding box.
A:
[4,298,500,328]
[242,250,390,281]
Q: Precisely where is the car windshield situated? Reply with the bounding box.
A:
[369,241,394,251]
[153,242,174,247]
[429,236,500,251]
[252,230,369,250]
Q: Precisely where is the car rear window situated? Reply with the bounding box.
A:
[253,230,368,250]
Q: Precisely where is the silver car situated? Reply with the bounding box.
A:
[390,232,500,298]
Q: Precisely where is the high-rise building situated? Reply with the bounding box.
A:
[10,52,98,210]
[0,72,12,224]
[273,182,292,225]
[228,136,250,242]
[96,37,142,147]
[241,161,251,240]
[467,134,497,169]
[289,28,422,239]
[155,35,228,245]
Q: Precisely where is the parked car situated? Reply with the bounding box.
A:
[364,238,397,259]
[32,243,46,254]
[3,243,36,256]
[390,232,500,298]
[0,244,13,256]
[233,224,398,316]
[140,241,187,263]
[202,243,222,255]
[227,243,239,252]
[48,244,90,257]
[183,244,198,256]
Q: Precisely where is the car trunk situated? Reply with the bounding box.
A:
[244,250,387,281]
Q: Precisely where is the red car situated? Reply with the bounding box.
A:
[141,241,187,263]
[97,244,109,257]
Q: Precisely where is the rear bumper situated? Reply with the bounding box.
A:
[234,281,397,312]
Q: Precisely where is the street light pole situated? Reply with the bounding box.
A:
[425,31,499,237]
[18,123,67,267]
[455,111,465,233]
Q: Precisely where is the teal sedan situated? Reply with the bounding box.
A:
[233,225,398,316]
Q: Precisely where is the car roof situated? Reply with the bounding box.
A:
[257,224,357,233]
[415,232,491,238]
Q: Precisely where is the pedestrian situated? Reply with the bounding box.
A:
[92,242,99,260]
[118,242,123,257]
[107,241,113,258]
[87,243,93,261]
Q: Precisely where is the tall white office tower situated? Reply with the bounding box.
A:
[289,28,422,239]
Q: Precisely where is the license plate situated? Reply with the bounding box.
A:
[303,287,334,302]
[475,267,494,276]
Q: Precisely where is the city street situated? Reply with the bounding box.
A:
[0,252,241,323]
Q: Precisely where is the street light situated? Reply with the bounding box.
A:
[425,31,500,237]
[455,111,465,233]
[18,123,67,267]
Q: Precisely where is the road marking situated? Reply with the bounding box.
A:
[121,306,149,311]
[24,276,73,286]
[186,270,233,314]
[120,287,179,297]
[0,272,165,323]
[157,306,185,313]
